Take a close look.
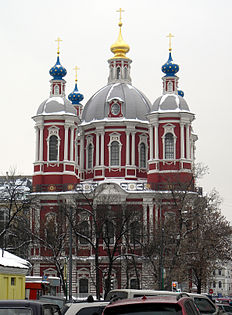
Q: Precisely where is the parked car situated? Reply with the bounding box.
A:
[62,301,109,315]
[105,289,219,315]
[103,295,200,315]
[39,295,66,310]
[216,304,232,314]
[0,300,61,314]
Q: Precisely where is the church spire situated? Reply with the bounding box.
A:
[108,9,132,84]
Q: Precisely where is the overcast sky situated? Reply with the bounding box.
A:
[1,0,232,221]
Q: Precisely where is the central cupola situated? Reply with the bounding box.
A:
[107,8,132,84]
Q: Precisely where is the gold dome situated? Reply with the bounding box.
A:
[110,21,130,59]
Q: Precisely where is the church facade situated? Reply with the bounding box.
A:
[30,16,198,297]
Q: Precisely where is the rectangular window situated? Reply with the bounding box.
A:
[11,277,16,285]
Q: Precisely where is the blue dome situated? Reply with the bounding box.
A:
[68,83,84,104]
[178,89,184,97]
[49,55,67,80]
[161,52,179,76]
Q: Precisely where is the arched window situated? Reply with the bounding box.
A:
[130,221,141,245]
[87,144,93,169]
[49,135,58,161]
[116,67,120,79]
[104,221,114,245]
[79,278,88,294]
[124,66,128,79]
[79,221,89,245]
[110,141,119,166]
[165,133,174,159]
[54,85,59,95]
[140,143,146,168]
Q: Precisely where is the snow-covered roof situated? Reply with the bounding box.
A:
[0,249,31,270]
[81,83,151,123]
[0,177,32,200]
[36,96,76,116]
[151,94,190,112]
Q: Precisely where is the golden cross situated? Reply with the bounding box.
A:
[166,33,174,51]
[55,37,62,55]
[74,66,80,82]
[117,8,125,24]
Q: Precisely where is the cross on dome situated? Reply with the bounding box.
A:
[74,66,80,82]
[166,33,174,52]
[55,37,62,55]
[117,8,124,26]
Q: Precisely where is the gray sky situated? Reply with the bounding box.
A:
[1,0,232,221]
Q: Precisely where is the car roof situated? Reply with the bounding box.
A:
[106,295,189,307]
[65,301,109,314]
[0,300,58,307]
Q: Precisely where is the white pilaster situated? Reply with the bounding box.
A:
[155,124,159,160]
[149,126,153,160]
[186,124,190,159]
[39,126,44,161]
[180,123,185,159]
[131,132,135,166]
[70,127,74,161]
[126,131,130,165]
[101,132,105,165]
[80,132,84,170]
[96,133,99,166]
[149,203,153,237]
[35,126,39,162]
[64,124,69,161]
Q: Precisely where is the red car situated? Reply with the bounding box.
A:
[103,295,201,315]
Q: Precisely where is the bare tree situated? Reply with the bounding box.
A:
[0,171,33,258]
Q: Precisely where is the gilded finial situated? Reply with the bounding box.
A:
[166,33,174,52]
[73,66,80,83]
[55,37,62,55]
[110,8,130,59]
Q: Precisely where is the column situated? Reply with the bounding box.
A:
[100,132,105,166]
[154,124,159,160]
[149,126,153,160]
[35,126,39,162]
[143,203,147,241]
[39,125,44,161]
[96,133,99,166]
[180,123,185,159]
[80,133,84,171]
[149,203,153,237]
[186,124,190,159]
[64,124,69,160]
[126,131,130,165]
[70,127,74,161]
[131,132,135,166]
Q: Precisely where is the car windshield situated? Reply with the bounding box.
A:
[0,309,32,315]
[104,303,182,315]
[193,298,215,313]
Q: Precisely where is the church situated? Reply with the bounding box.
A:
[30,11,198,297]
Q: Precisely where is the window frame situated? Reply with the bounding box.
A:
[162,124,177,160]
[108,133,122,168]
[46,126,60,162]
